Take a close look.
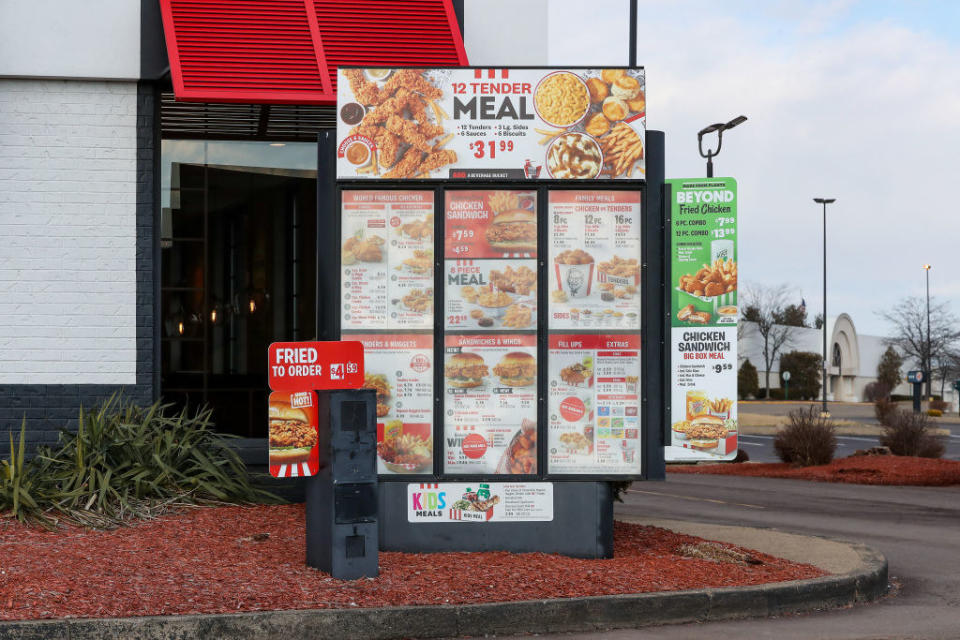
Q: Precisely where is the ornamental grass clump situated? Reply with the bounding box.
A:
[773,405,837,467]
[0,394,277,529]
[880,410,945,459]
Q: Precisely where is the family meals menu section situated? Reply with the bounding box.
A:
[546,190,643,476]
[443,190,539,475]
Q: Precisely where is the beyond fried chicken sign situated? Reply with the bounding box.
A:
[336,67,646,180]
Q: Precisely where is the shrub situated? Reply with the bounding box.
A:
[876,346,903,391]
[880,410,945,458]
[779,351,822,400]
[0,394,277,528]
[864,381,891,402]
[732,448,750,463]
[755,388,767,400]
[874,396,898,425]
[768,387,785,400]
[927,409,943,417]
[773,406,837,466]
[738,359,759,399]
[929,399,948,412]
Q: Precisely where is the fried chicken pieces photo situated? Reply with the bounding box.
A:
[342,69,457,178]
[362,373,392,417]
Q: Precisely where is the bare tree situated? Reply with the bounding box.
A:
[880,296,960,397]
[742,284,799,394]
[934,349,960,400]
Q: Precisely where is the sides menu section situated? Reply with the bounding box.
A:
[548,334,641,474]
[666,178,739,462]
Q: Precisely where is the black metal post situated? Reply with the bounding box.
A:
[925,265,931,400]
[706,154,713,178]
[629,0,637,67]
[822,200,827,415]
[814,198,835,415]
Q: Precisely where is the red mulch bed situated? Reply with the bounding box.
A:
[669,455,960,486]
[0,505,824,621]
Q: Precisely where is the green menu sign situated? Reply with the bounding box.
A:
[666,178,739,462]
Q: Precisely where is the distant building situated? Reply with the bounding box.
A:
[739,313,957,408]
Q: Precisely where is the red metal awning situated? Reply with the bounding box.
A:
[159,0,468,105]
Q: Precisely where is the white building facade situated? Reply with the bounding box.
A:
[740,313,957,408]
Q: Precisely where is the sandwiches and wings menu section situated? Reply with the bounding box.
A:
[444,190,539,475]
[546,190,643,476]
[443,334,538,475]
[341,190,436,477]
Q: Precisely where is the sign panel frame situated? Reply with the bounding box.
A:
[325,69,665,483]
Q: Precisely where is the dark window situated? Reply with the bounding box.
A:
[161,163,317,437]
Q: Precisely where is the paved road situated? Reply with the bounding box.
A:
[739,433,960,462]
[496,474,960,640]
[741,401,960,427]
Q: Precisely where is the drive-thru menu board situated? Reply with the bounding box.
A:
[547,334,641,474]
[548,191,641,329]
[341,190,434,330]
[336,68,645,180]
[666,178,738,462]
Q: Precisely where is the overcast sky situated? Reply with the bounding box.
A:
[547,0,959,335]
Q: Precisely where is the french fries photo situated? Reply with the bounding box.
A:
[710,398,732,414]
[599,122,644,178]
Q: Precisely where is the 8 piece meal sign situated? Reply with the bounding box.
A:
[336,67,646,482]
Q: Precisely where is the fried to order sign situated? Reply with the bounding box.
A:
[336,68,645,180]
[267,341,364,392]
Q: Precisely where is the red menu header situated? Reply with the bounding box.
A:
[267,341,364,392]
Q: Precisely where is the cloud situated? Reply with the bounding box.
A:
[551,0,960,335]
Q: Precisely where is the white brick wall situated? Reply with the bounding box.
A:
[0,79,138,384]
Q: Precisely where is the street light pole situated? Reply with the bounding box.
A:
[814,198,836,417]
[698,115,747,178]
[923,264,932,400]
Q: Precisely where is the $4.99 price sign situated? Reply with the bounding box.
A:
[267,341,365,392]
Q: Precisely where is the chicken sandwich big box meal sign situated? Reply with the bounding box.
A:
[336,68,645,180]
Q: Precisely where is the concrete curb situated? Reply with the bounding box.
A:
[0,540,887,640]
